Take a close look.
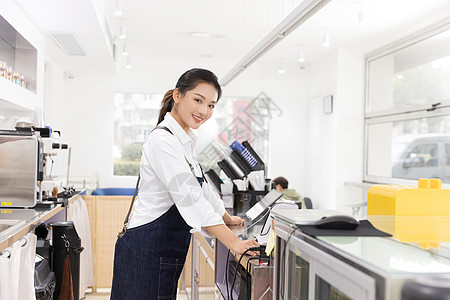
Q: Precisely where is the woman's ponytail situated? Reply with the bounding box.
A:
[157,89,175,124]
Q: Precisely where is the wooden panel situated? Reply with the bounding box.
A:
[83,196,217,292]
[83,195,132,290]
[95,196,132,288]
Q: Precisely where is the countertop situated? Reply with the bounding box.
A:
[0,193,82,252]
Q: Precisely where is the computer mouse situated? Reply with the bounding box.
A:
[315,215,360,230]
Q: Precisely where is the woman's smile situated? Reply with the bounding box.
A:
[192,114,203,123]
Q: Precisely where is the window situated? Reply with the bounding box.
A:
[365,23,450,183]
[113,93,162,176]
[113,92,280,176]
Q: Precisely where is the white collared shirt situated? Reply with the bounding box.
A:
[127,113,225,232]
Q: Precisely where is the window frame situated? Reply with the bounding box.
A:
[363,19,450,184]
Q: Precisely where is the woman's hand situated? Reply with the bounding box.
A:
[226,215,245,226]
[231,239,260,256]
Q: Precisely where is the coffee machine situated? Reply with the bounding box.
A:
[0,126,69,208]
[34,127,69,201]
[0,128,43,208]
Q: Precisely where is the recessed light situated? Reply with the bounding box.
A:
[190,32,211,38]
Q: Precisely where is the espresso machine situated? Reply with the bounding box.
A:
[0,127,43,208]
[36,127,69,201]
[0,126,69,208]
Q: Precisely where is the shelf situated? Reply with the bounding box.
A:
[0,76,40,114]
[0,0,44,118]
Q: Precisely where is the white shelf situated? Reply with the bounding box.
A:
[0,0,44,118]
[0,76,40,113]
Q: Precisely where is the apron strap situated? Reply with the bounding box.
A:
[118,126,173,238]
[117,125,208,238]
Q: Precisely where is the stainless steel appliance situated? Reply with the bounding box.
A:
[0,131,42,208]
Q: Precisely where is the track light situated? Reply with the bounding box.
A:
[278,59,285,74]
[220,0,332,86]
[126,56,132,69]
[297,48,305,63]
[357,2,364,25]
[114,0,123,16]
[119,24,127,40]
[122,43,129,56]
[322,31,330,48]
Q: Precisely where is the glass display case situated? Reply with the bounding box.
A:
[272,211,450,300]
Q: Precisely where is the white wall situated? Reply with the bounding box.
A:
[305,49,338,209]
[225,61,308,194]
[43,56,308,191]
[304,47,365,211]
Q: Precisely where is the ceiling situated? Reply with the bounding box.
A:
[12,0,450,83]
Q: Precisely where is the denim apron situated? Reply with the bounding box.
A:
[110,176,204,300]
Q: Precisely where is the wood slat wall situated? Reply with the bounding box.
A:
[83,195,216,291]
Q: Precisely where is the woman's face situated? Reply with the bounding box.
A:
[172,82,218,132]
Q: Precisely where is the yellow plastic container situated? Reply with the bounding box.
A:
[369,215,450,250]
[367,178,450,216]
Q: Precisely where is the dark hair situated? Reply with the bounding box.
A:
[157,68,222,124]
[273,176,288,189]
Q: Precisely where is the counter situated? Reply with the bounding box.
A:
[0,194,83,253]
[272,210,450,300]
[188,205,272,300]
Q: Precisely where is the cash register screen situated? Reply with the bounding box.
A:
[245,189,283,221]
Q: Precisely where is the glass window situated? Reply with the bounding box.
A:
[113,93,162,176]
[367,28,450,113]
[366,114,450,182]
[446,144,450,166]
[315,276,351,300]
[113,93,278,176]
[288,251,309,300]
[365,23,450,184]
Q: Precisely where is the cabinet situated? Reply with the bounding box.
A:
[0,0,44,118]
[273,227,376,300]
[272,214,450,300]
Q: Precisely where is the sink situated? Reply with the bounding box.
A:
[0,219,26,240]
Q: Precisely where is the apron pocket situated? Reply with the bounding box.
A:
[157,257,185,299]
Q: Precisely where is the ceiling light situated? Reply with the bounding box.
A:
[119,24,127,40]
[190,32,211,38]
[122,43,129,56]
[297,48,305,63]
[114,0,123,16]
[278,59,285,74]
[125,56,132,69]
[322,31,330,48]
[220,0,332,86]
[357,2,364,25]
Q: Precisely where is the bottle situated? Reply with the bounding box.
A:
[0,61,6,78]
[6,66,13,81]
[20,74,26,88]
[13,72,20,85]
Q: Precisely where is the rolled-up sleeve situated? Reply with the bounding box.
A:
[203,181,226,217]
[146,132,224,232]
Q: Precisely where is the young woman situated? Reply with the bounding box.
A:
[111,68,259,299]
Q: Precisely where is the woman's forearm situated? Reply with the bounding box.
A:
[204,224,259,254]
[222,211,233,224]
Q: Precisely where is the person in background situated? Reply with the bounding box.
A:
[111,68,259,300]
[272,176,306,209]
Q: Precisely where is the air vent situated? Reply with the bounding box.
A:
[49,32,87,56]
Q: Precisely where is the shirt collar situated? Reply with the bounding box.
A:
[164,112,197,146]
